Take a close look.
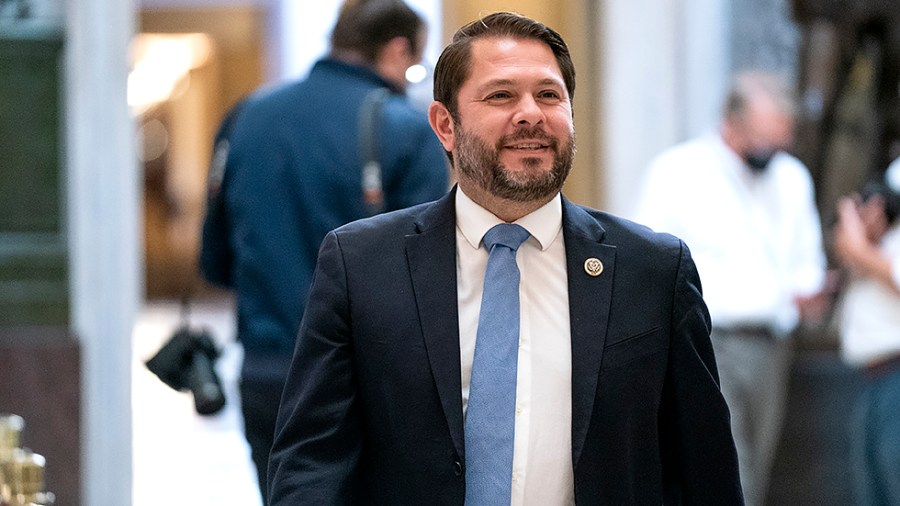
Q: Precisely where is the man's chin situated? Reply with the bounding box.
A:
[501,151,551,168]
[500,159,553,178]
[492,170,564,202]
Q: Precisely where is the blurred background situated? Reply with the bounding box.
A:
[1,0,898,504]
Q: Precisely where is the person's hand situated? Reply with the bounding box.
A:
[794,269,842,324]
[833,196,869,268]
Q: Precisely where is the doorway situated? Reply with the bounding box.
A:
[136,7,264,301]
[130,6,266,505]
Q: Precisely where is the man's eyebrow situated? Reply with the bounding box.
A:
[476,78,516,93]
[476,77,565,94]
[535,78,564,88]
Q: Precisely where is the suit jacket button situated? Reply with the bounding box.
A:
[454,460,463,477]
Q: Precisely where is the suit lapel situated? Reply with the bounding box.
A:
[405,190,465,457]
[562,199,616,467]
[403,194,616,463]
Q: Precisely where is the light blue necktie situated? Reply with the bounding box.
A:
[465,223,531,505]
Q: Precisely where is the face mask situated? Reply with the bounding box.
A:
[742,148,778,174]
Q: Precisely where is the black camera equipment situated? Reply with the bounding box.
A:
[145,300,226,415]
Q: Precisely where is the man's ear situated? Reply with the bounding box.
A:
[374,36,413,87]
[428,101,455,152]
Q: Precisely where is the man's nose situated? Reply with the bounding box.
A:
[513,95,545,126]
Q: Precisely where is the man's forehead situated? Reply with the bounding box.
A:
[745,98,793,137]
[469,36,553,61]
[464,37,564,84]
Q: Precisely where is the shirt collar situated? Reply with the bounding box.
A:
[455,187,563,252]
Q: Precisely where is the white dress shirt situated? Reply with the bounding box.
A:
[455,188,574,506]
[634,133,826,336]
[840,224,900,366]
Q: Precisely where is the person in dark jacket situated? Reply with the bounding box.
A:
[198,0,448,500]
[268,11,742,505]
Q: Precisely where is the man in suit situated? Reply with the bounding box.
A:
[268,11,743,505]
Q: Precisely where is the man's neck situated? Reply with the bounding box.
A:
[328,50,404,92]
[329,49,369,67]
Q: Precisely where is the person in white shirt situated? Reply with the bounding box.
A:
[834,162,900,506]
[635,70,827,506]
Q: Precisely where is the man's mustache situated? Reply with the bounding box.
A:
[498,127,558,148]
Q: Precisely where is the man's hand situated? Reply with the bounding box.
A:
[833,196,870,268]
[794,269,841,325]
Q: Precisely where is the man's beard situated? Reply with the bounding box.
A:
[454,122,575,202]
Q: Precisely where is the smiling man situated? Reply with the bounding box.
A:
[430,35,575,220]
[268,12,743,505]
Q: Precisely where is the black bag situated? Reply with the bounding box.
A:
[145,300,226,416]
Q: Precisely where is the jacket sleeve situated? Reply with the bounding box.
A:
[659,240,745,505]
[199,101,246,287]
[267,230,362,505]
[198,159,233,287]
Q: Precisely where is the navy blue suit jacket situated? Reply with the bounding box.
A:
[268,189,743,505]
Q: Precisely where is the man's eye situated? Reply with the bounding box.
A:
[485,92,512,100]
[538,91,561,100]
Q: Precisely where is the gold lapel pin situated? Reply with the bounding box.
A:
[584,258,604,277]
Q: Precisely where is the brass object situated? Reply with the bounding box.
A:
[0,415,23,458]
[0,415,55,506]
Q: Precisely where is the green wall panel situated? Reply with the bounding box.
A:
[0,26,68,326]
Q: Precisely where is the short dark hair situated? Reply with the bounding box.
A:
[433,12,576,118]
[330,0,424,63]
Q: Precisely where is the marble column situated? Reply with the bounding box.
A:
[66,0,139,503]
[600,0,730,218]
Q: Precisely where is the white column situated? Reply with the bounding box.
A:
[600,0,680,217]
[66,0,140,503]
[598,0,730,218]
[278,0,341,80]
[679,0,730,139]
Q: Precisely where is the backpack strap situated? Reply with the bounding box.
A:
[359,88,390,216]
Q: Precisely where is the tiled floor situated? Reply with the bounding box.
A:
[132,299,262,506]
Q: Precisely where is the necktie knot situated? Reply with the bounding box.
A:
[482,223,530,253]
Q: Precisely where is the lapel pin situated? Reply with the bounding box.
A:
[584,258,604,277]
